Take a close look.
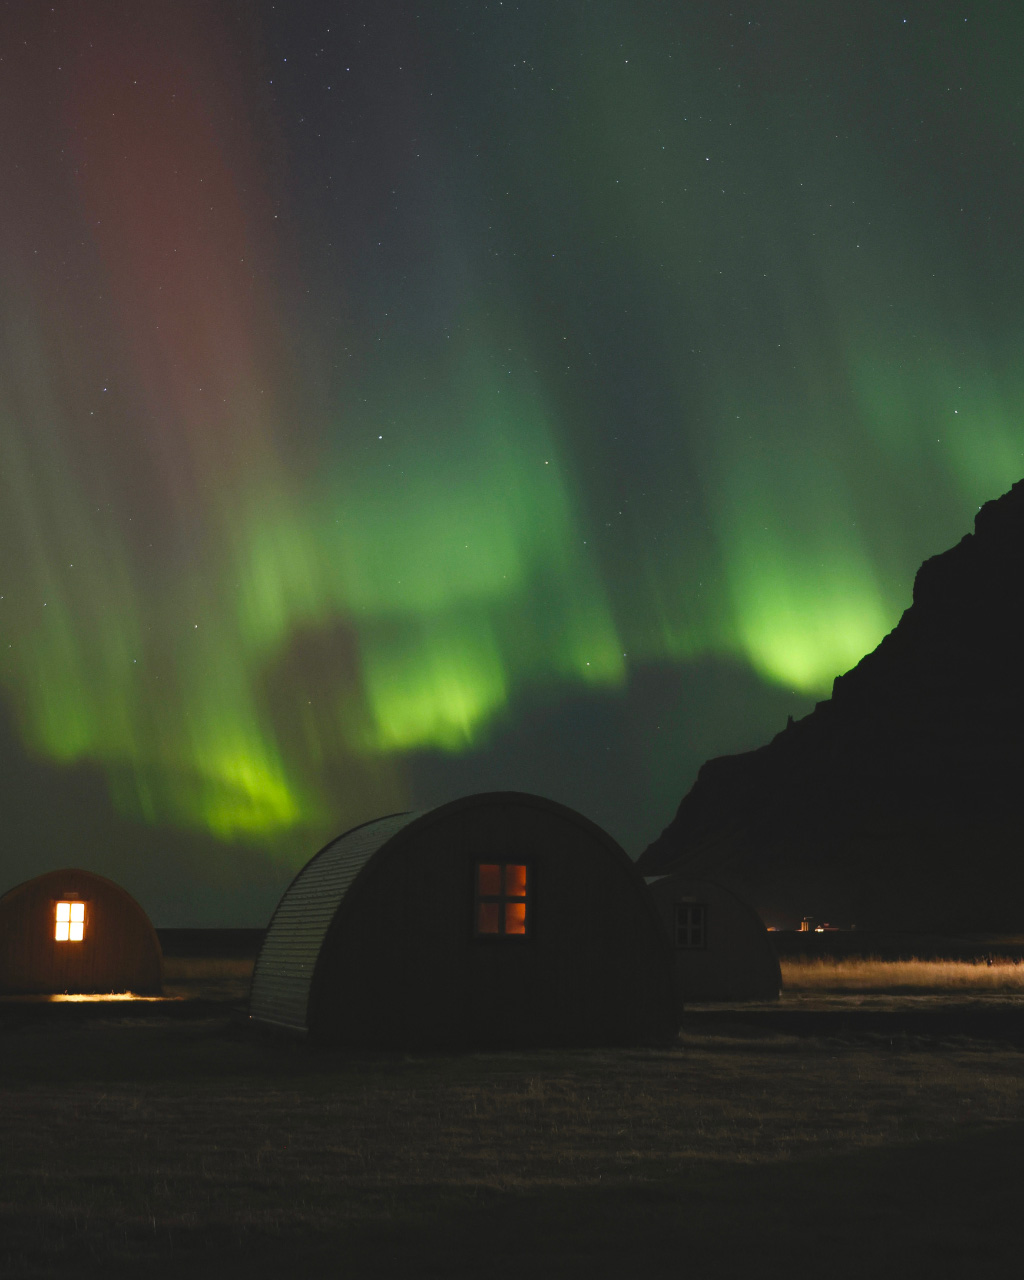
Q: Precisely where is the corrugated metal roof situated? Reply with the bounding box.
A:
[249,811,416,1032]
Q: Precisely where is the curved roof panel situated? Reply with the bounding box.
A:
[250,811,415,1031]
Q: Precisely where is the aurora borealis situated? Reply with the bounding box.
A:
[1,2,1022,922]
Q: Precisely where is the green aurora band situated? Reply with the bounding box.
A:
[0,2,1022,852]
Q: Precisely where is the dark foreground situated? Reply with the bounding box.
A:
[1,1003,1022,1279]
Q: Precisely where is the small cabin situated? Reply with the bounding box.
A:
[250,792,679,1048]
[0,869,162,995]
[645,876,780,1001]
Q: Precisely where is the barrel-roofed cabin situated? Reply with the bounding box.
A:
[250,792,679,1048]
[0,869,162,995]
[645,875,781,1001]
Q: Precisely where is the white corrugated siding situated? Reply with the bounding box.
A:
[249,812,417,1032]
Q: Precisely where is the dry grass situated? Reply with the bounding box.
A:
[1,1010,1023,1277]
[782,956,1024,992]
[160,957,255,982]
[160,956,254,1002]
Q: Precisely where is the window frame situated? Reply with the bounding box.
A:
[673,901,707,950]
[472,860,533,940]
[54,898,88,944]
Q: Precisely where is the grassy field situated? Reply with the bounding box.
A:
[2,1005,1023,1279]
[164,950,1024,1001]
[782,956,1024,992]
[161,956,255,1002]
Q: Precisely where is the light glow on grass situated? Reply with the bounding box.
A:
[43,993,171,1003]
[781,957,1024,992]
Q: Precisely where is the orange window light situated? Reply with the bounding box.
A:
[475,863,529,936]
[477,864,502,896]
[55,901,85,943]
[478,902,501,934]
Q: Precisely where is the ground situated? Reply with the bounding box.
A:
[1,985,1022,1278]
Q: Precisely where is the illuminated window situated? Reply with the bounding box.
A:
[674,902,706,949]
[55,901,86,943]
[474,863,529,937]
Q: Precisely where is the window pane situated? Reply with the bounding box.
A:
[70,903,85,923]
[56,902,71,922]
[69,922,84,942]
[478,902,500,934]
[505,902,527,935]
[55,921,70,941]
[673,903,706,949]
[478,864,501,896]
[505,864,527,897]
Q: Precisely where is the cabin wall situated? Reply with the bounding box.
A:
[0,871,162,995]
[309,799,677,1048]
[647,878,780,1002]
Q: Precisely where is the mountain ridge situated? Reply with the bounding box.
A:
[637,479,1024,932]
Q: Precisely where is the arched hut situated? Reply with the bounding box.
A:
[0,869,162,995]
[644,876,780,1001]
[251,792,678,1048]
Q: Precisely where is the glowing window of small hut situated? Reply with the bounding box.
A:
[475,863,529,937]
[55,901,86,943]
[673,902,706,949]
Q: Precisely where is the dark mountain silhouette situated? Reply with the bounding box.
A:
[638,480,1024,932]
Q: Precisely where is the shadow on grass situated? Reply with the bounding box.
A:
[4,1123,1022,1279]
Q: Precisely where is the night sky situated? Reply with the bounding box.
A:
[1,1,1021,924]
